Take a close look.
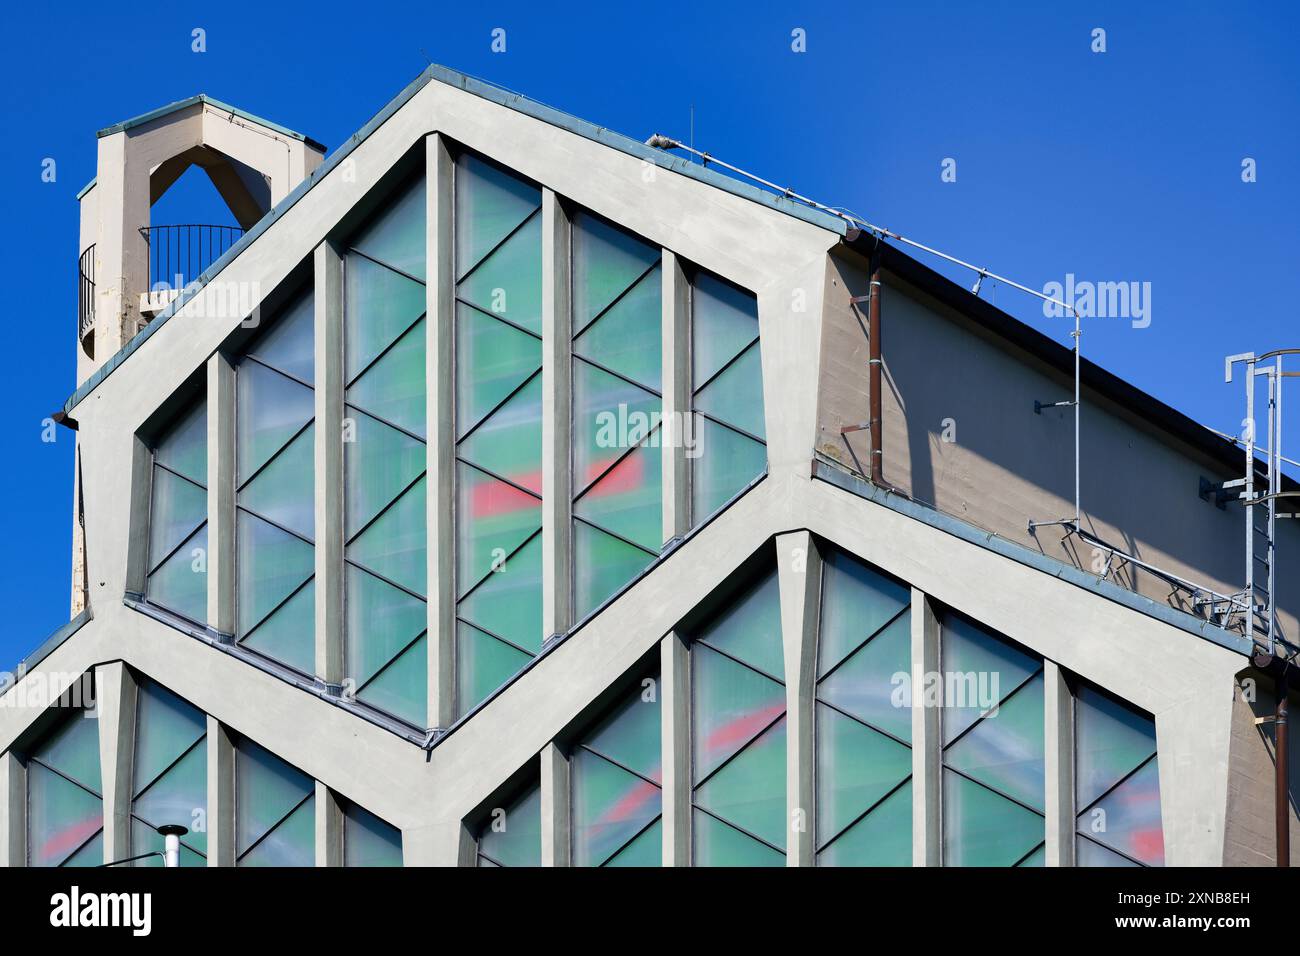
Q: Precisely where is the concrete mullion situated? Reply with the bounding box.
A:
[540,742,571,866]
[95,662,136,865]
[315,240,345,684]
[206,716,235,866]
[427,133,456,729]
[542,189,572,639]
[912,588,941,866]
[662,250,690,543]
[0,751,25,865]
[1045,660,1075,866]
[316,782,343,866]
[776,530,821,866]
[207,351,236,635]
[661,631,691,865]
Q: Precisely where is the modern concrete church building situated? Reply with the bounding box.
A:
[1,65,1295,868]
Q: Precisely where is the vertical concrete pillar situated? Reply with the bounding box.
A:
[1044,660,1075,866]
[542,189,572,638]
[316,782,343,867]
[0,751,26,866]
[661,631,692,865]
[540,742,571,866]
[661,250,690,543]
[315,240,345,684]
[403,820,475,866]
[776,530,820,866]
[208,352,236,635]
[426,133,456,729]
[95,662,137,865]
[911,588,941,866]
[206,716,235,866]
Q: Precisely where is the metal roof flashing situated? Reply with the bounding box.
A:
[95,93,327,151]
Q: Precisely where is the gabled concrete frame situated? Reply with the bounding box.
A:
[3,72,1245,865]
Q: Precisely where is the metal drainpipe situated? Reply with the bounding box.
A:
[868,249,884,487]
[1278,665,1291,867]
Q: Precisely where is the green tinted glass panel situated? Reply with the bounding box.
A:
[235,738,312,855]
[693,272,758,385]
[1075,686,1157,810]
[132,743,206,854]
[350,177,426,280]
[148,524,208,623]
[818,549,910,678]
[349,476,427,597]
[133,681,205,794]
[583,686,661,782]
[456,304,541,438]
[237,512,313,637]
[455,154,540,281]
[572,749,662,867]
[154,401,207,485]
[694,342,764,438]
[574,264,662,390]
[478,783,541,867]
[604,817,661,867]
[694,717,787,849]
[345,408,426,539]
[572,521,655,620]
[149,467,207,572]
[692,808,783,867]
[457,532,542,654]
[455,463,541,596]
[572,360,658,496]
[1077,836,1140,867]
[457,212,542,335]
[236,360,313,486]
[943,769,1044,867]
[817,612,912,742]
[815,703,911,847]
[347,317,426,439]
[573,441,662,553]
[818,779,912,867]
[357,633,427,728]
[692,644,785,783]
[456,372,543,495]
[62,829,104,868]
[344,802,403,867]
[941,615,1040,745]
[1018,843,1047,866]
[34,707,102,792]
[238,795,315,867]
[945,672,1045,811]
[240,578,315,673]
[695,569,783,679]
[345,254,426,383]
[456,621,534,717]
[28,763,102,867]
[240,422,314,541]
[345,564,426,690]
[692,416,765,519]
[572,212,659,325]
[248,291,315,384]
[1079,758,1163,866]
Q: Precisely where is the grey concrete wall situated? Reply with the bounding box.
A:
[1222,670,1299,866]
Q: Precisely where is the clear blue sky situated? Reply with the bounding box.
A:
[0,1,1296,667]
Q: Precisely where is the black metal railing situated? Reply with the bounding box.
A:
[78,245,96,356]
[139,224,244,293]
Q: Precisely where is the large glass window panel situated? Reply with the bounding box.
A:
[234,737,314,867]
[343,800,403,867]
[147,397,208,625]
[476,782,541,867]
[26,707,102,867]
[131,678,207,865]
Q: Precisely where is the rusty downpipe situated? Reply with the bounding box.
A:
[1278,664,1291,867]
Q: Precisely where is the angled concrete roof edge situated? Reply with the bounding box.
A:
[76,176,97,201]
[96,93,328,152]
[62,63,846,415]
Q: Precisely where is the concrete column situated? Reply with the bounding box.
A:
[661,250,690,543]
[0,751,26,866]
[206,716,235,866]
[95,662,137,865]
[1044,661,1075,866]
[661,631,691,865]
[776,530,821,866]
[426,133,456,729]
[403,820,475,866]
[541,189,572,638]
[208,352,236,635]
[911,588,941,866]
[540,742,571,866]
[315,240,345,684]
[124,435,153,597]
[316,782,343,867]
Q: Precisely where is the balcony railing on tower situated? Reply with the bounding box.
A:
[138,224,244,315]
[78,245,96,358]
